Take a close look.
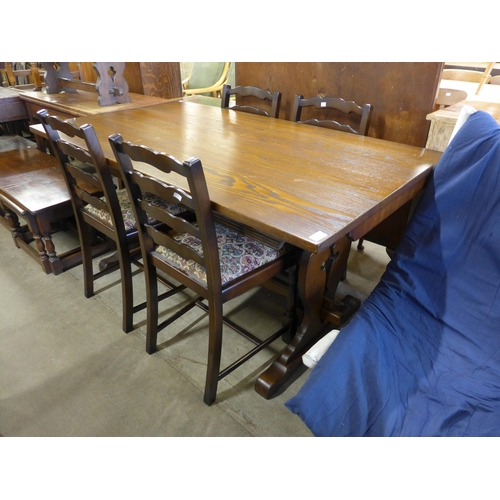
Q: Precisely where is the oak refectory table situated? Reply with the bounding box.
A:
[32,100,443,397]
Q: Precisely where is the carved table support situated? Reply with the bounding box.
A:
[255,235,359,399]
[94,62,131,106]
[41,62,131,107]
[42,62,77,94]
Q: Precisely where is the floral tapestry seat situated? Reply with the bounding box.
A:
[84,188,183,231]
[156,222,284,286]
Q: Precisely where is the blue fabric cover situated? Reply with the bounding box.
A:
[285,111,500,436]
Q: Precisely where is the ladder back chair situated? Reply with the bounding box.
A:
[38,109,183,333]
[291,94,373,250]
[221,84,282,118]
[291,94,372,135]
[3,62,43,90]
[109,133,300,405]
[441,68,491,84]
[442,66,495,95]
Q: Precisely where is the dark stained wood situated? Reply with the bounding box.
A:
[123,63,144,94]
[291,94,373,135]
[221,84,282,118]
[236,62,443,147]
[42,62,132,106]
[110,134,299,405]
[38,110,146,333]
[59,101,443,396]
[0,148,89,274]
[29,101,442,395]
[94,62,131,105]
[0,87,29,122]
[68,102,442,254]
[19,88,168,151]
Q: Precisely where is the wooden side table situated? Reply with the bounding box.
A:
[426,100,500,152]
[0,148,108,274]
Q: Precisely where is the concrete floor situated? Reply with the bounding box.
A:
[0,134,391,437]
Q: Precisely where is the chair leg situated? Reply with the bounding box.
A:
[357,238,365,251]
[79,223,95,298]
[203,299,224,406]
[117,243,134,333]
[145,265,159,355]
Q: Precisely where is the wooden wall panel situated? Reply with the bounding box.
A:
[138,62,182,98]
[236,62,443,147]
[123,63,144,94]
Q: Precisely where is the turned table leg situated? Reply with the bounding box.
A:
[4,208,25,248]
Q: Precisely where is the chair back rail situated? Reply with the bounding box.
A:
[221,84,282,118]
[291,94,372,135]
[109,132,299,405]
[39,111,126,238]
[290,94,372,250]
[37,108,145,333]
[109,134,221,294]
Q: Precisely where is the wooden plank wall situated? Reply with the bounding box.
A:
[134,63,183,98]
[236,62,444,148]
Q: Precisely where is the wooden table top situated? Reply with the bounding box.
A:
[427,99,500,125]
[180,95,222,107]
[18,88,170,117]
[439,79,500,103]
[0,87,29,122]
[0,148,69,213]
[0,87,23,101]
[60,101,442,253]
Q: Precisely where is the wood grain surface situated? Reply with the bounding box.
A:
[69,101,442,253]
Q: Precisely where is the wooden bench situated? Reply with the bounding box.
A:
[0,147,108,274]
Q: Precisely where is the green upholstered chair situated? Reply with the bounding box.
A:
[182,62,231,97]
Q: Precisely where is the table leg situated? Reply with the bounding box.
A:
[3,208,27,247]
[32,232,52,274]
[255,235,358,399]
